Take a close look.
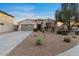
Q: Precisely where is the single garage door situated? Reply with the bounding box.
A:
[21,24,34,31]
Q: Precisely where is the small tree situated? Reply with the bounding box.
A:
[55,3,79,32]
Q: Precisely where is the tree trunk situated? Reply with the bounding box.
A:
[67,18,71,32]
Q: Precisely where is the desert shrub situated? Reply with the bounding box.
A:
[56,31,62,34]
[77,25,79,27]
[33,29,37,32]
[36,36,43,45]
[57,31,68,35]
[75,31,79,35]
[64,37,71,42]
[62,31,68,35]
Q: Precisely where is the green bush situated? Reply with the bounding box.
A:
[36,36,43,45]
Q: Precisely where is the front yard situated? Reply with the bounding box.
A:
[8,31,79,56]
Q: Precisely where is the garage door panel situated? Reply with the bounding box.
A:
[21,24,34,31]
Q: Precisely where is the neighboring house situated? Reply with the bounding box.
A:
[18,18,55,31]
[0,10,14,32]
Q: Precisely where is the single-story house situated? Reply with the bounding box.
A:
[0,10,14,32]
[18,18,55,31]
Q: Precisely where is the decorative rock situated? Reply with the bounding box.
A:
[64,37,71,42]
[72,36,77,38]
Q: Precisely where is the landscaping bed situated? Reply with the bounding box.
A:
[7,31,79,56]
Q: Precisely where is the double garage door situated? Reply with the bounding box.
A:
[21,24,34,31]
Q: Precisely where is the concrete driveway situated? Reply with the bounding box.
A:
[0,31,32,56]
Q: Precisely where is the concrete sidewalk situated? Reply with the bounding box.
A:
[58,44,79,56]
[0,31,32,56]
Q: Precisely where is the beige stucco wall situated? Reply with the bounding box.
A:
[0,13,14,32]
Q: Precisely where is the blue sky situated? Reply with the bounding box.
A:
[0,3,61,22]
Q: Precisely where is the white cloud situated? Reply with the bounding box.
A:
[12,5,35,12]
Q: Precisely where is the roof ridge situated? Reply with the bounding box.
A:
[0,10,14,18]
